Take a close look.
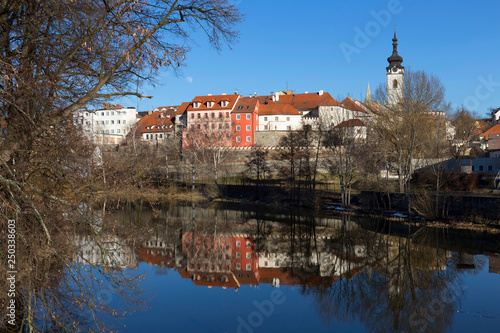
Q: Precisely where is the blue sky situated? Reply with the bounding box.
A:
[121,0,500,118]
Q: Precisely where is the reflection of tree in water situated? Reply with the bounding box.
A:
[303,222,467,333]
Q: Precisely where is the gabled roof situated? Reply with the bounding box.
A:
[134,111,175,136]
[336,119,366,128]
[258,100,301,116]
[481,124,500,140]
[340,97,368,113]
[187,94,239,111]
[233,97,259,114]
[273,91,340,110]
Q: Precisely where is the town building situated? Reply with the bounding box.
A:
[386,30,404,105]
[73,103,138,144]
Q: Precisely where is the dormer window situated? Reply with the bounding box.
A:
[193,102,201,108]
[207,101,214,108]
[221,101,229,107]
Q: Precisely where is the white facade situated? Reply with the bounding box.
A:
[258,114,302,131]
[74,105,138,144]
[387,67,404,105]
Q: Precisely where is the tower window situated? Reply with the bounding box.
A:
[393,79,398,89]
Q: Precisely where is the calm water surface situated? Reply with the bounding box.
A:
[76,204,500,333]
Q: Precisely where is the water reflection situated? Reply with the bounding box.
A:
[74,203,499,332]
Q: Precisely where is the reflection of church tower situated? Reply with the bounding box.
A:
[386,29,404,105]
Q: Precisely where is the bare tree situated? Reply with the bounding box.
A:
[0,1,242,331]
[372,70,450,197]
[184,116,234,186]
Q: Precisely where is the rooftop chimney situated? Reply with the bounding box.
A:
[148,110,152,116]
[319,89,324,96]
[275,92,279,102]
[207,94,212,96]
[222,93,226,95]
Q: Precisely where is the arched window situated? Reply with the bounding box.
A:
[393,79,398,89]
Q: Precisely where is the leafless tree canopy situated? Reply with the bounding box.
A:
[0,1,242,331]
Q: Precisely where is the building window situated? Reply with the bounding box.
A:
[286,117,290,121]
[246,114,251,119]
[211,123,216,129]
[287,126,291,130]
[246,136,251,142]
[246,252,251,258]
[111,111,114,116]
[275,116,278,121]
[111,120,114,124]
[106,112,109,116]
[393,79,398,88]
[226,123,229,129]
[264,117,267,121]
[204,113,208,118]
[106,120,109,124]
[101,112,104,116]
[211,112,215,118]
[145,134,149,140]
[236,241,240,247]
[246,125,250,131]
[191,114,195,119]
[246,264,251,270]
[226,112,230,118]
[472,166,475,171]
[117,129,120,134]
[236,263,241,269]
[246,241,251,247]
[111,129,114,133]
[117,120,121,124]
[264,125,268,130]
[235,114,241,120]
[236,136,241,142]
[236,125,241,131]
[479,165,484,171]
[159,134,163,139]
[236,252,241,258]
[123,120,127,124]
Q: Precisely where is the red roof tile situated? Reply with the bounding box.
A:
[274,92,340,110]
[187,94,239,111]
[258,101,300,116]
[233,97,259,113]
[134,112,175,136]
[481,124,500,140]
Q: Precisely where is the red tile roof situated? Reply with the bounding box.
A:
[134,111,175,136]
[258,101,301,116]
[273,92,340,110]
[340,97,368,113]
[187,94,239,111]
[481,124,500,140]
[233,97,259,113]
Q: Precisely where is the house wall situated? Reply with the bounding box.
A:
[254,131,290,147]
[232,112,258,147]
[75,107,138,144]
[257,115,301,131]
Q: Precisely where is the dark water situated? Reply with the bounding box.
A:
[75,204,500,333]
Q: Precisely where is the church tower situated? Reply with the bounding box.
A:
[386,29,404,105]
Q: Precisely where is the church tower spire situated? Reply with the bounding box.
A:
[386,27,404,105]
[365,82,372,105]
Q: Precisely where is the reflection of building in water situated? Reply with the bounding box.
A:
[74,235,137,269]
[180,233,259,289]
[489,256,500,274]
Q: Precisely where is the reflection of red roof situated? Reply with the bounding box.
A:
[136,247,175,268]
[177,267,241,289]
[187,94,239,111]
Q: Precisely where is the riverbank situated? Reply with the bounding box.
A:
[95,183,500,234]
